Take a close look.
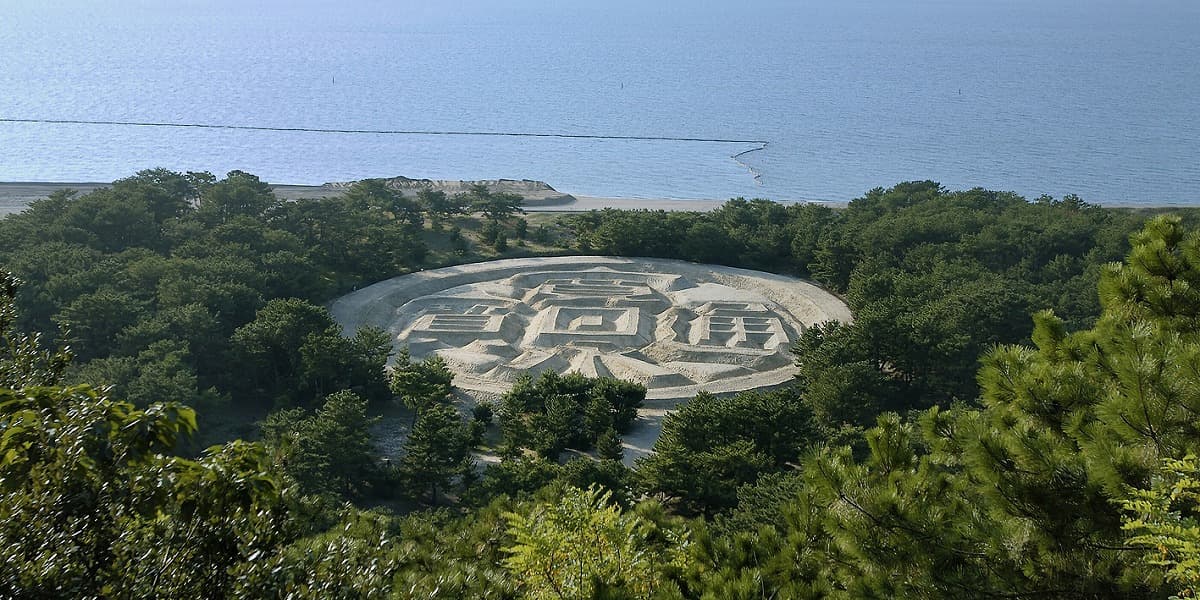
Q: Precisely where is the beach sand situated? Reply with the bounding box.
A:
[0,181,822,216]
[525,195,733,212]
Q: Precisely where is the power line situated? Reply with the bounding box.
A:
[0,117,768,145]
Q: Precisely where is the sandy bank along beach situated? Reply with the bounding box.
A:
[0,177,788,216]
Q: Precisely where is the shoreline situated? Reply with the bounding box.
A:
[526,195,752,212]
[0,181,1186,216]
[0,181,814,215]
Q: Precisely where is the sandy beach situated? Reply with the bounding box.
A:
[0,180,821,217]
[524,195,735,212]
[1,180,1171,216]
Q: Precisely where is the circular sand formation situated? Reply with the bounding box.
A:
[330,257,851,400]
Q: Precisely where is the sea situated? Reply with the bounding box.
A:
[1,0,1197,205]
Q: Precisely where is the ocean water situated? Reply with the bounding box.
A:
[0,0,1197,205]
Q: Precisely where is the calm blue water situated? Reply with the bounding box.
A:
[1,0,1197,204]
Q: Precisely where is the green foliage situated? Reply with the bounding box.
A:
[271,193,426,293]
[679,221,738,264]
[468,455,634,510]
[570,184,1142,421]
[0,169,428,446]
[559,459,633,504]
[449,226,470,255]
[115,302,225,372]
[389,348,455,424]
[54,287,148,360]
[0,277,294,597]
[232,505,517,599]
[0,273,71,388]
[262,390,381,499]
[418,186,469,230]
[569,209,697,260]
[0,381,302,598]
[389,502,520,597]
[480,221,498,246]
[597,427,624,461]
[465,184,525,223]
[7,170,1198,598]
[0,274,527,598]
[791,320,900,429]
[709,471,806,537]
[196,169,277,225]
[498,371,644,459]
[730,216,1200,597]
[72,338,223,412]
[344,178,423,227]
[101,441,297,599]
[503,485,689,600]
[468,455,565,504]
[1124,454,1200,599]
[637,388,816,515]
[473,400,495,424]
[567,199,830,271]
[401,403,472,504]
[233,298,388,408]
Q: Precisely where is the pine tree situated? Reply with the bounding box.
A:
[0,272,71,388]
[401,403,471,504]
[596,428,624,461]
[502,486,689,600]
[263,390,380,498]
[1122,454,1200,598]
[390,348,454,426]
[783,216,1200,597]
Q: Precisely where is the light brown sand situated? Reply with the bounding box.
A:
[331,255,854,465]
[0,181,836,216]
[525,195,736,212]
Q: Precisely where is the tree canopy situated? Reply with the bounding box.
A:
[7,169,1200,598]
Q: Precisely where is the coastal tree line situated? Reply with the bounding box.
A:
[2,169,1199,597]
